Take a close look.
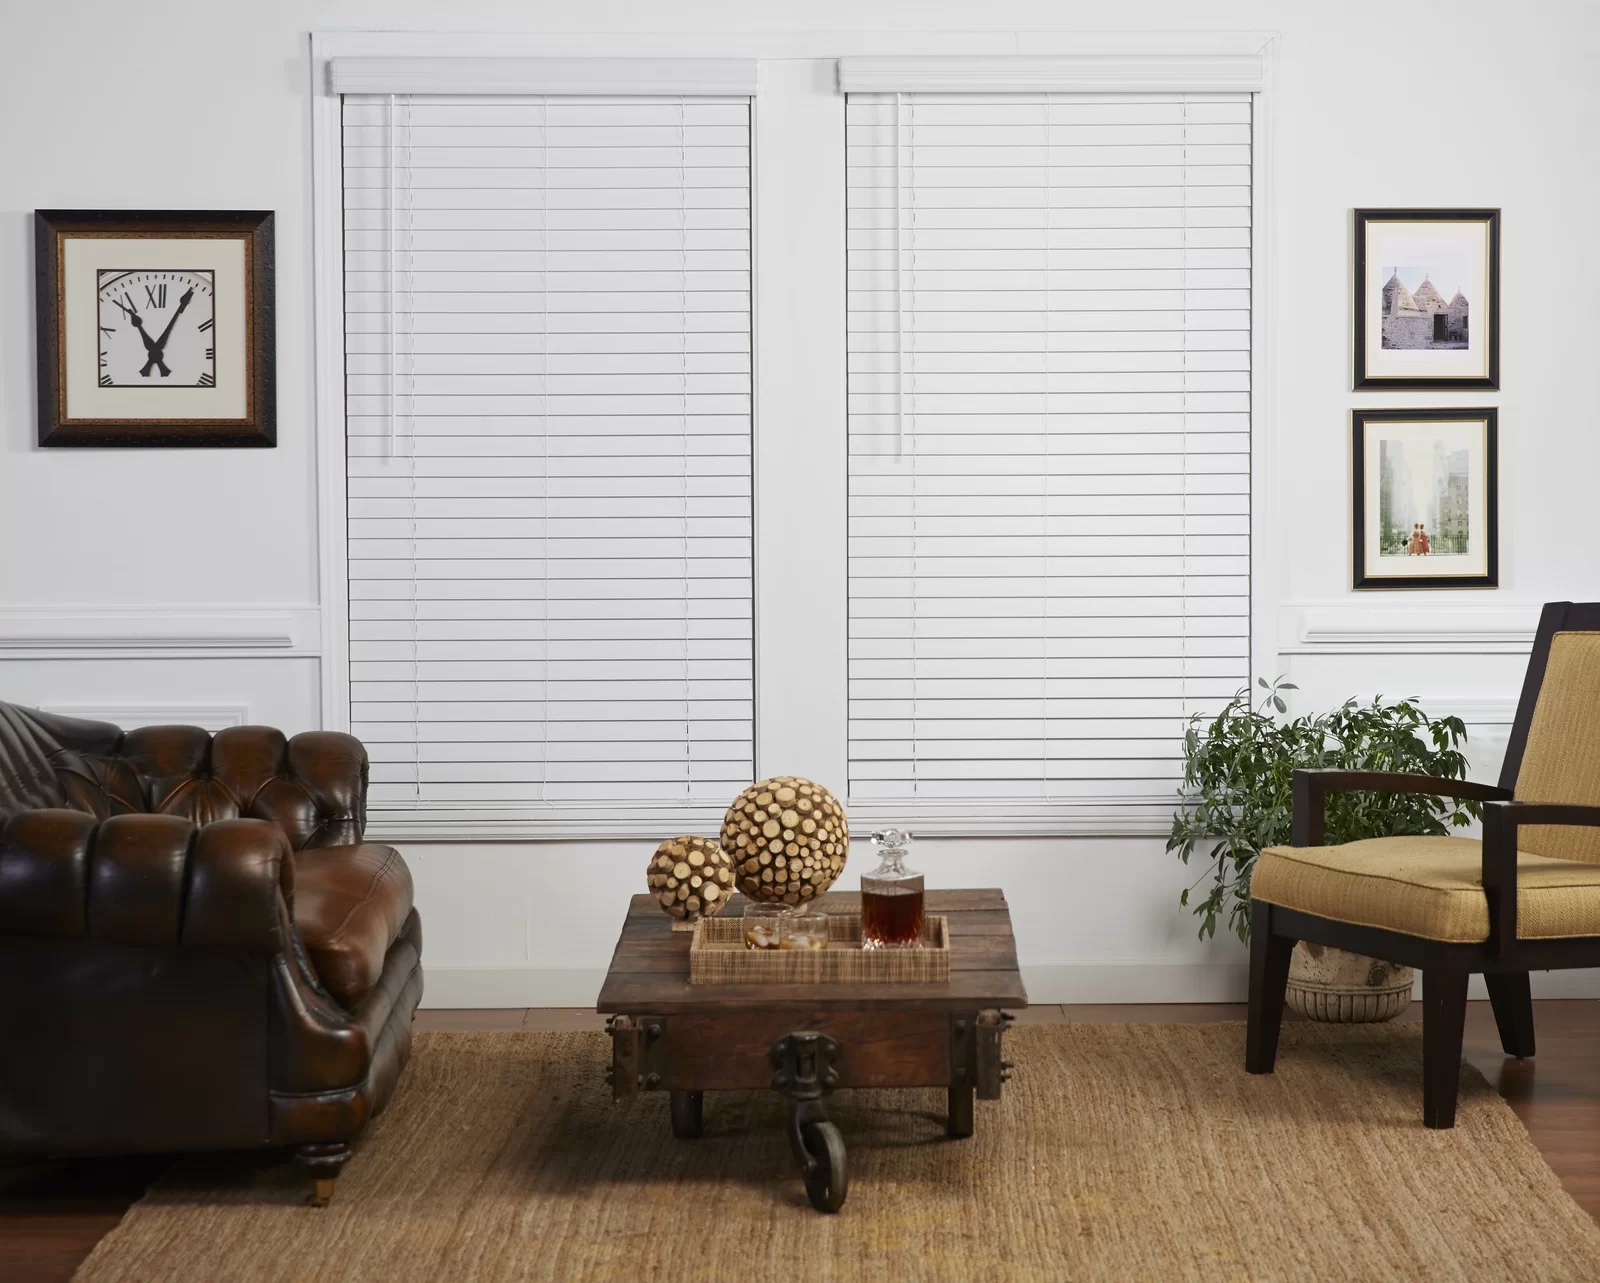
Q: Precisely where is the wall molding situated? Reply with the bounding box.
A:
[1278,601,1543,654]
[0,605,322,659]
[418,959,1600,1008]
[39,702,251,733]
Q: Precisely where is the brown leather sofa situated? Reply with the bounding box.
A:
[0,703,422,1204]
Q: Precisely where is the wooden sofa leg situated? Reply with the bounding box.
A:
[1245,900,1295,1074]
[297,1142,352,1207]
[1484,972,1536,1059]
[1421,965,1470,1129]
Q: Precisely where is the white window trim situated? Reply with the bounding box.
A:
[309,29,1279,841]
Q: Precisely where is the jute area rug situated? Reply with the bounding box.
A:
[76,1024,1600,1282]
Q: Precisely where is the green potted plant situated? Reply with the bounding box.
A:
[1168,679,1481,1021]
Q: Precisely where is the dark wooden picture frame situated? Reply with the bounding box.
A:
[1353,208,1500,390]
[1351,407,1498,590]
[35,209,275,447]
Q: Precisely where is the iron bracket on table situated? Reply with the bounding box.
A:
[604,1013,671,1101]
[949,1008,1015,1134]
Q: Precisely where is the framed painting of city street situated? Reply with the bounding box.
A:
[1353,208,1500,389]
[35,209,275,447]
[1352,408,1498,590]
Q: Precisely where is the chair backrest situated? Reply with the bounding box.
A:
[0,703,368,850]
[1502,602,1600,862]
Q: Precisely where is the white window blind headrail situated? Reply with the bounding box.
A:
[331,57,760,97]
[845,89,1252,807]
[343,93,754,814]
[837,55,1266,95]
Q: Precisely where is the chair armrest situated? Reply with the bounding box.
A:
[0,809,293,952]
[282,731,369,847]
[1291,769,1511,846]
[1481,801,1600,957]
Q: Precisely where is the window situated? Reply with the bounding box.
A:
[339,77,755,824]
[844,88,1253,811]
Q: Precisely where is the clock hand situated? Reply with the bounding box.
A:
[110,295,150,340]
[139,288,193,378]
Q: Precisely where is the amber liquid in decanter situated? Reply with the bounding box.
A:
[860,829,925,950]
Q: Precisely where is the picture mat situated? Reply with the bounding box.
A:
[63,236,248,422]
[1362,219,1491,380]
[1361,417,1490,579]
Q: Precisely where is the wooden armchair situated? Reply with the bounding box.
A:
[1246,601,1600,1127]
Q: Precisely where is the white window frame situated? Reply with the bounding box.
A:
[309,29,1279,840]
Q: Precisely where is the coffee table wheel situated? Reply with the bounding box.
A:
[798,1119,847,1213]
[670,1089,703,1139]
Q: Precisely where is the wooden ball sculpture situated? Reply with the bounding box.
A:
[647,836,735,923]
[720,776,849,906]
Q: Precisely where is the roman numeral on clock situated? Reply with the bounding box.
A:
[198,372,216,388]
[144,283,167,308]
[205,346,214,360]
[99,374,113,387]
[198,318,214,332]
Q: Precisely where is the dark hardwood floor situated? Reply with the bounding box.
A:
[5,1001,1598,1281]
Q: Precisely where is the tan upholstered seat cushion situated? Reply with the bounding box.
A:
[1252,835,1600,943]
[1513,631,1600,864]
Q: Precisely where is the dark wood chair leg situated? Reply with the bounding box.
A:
[1245,900,1295,1074]
[297,1141,351,1207]
[1484,972,1536,1059]
[1421,964,1470,1129]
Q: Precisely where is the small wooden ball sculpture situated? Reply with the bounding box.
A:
[647,836,735,923]
[720,776,849,906]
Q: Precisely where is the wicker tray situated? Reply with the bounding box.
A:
[688,913,950,985]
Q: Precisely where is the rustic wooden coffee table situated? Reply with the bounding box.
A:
[596,887,1027,1212]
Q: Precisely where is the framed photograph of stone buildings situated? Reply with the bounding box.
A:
[1353,209,1500,389]
[1352,408,1498,590]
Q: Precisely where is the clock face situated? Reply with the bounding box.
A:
[96,269,216,388]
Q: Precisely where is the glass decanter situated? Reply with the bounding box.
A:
[860,828,925,950]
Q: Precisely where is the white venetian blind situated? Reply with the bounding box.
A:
[341,89,754,820]
[845,90,1252,811]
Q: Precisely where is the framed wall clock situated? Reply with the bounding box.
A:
[35,209,275,447]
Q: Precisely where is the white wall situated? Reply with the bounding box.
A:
[3,0,1599,1005]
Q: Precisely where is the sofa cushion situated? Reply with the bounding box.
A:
[292,843,415,1008]
[1253,835,1600,943]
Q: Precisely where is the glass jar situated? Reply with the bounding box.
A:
[860,828,925,950]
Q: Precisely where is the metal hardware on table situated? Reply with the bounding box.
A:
[770,1032,846,1212]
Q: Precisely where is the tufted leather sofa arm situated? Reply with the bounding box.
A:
[0,810,293,952]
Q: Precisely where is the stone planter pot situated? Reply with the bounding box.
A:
[1284,941,1412,1022]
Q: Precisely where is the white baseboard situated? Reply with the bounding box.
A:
[417,960,1600,1009]
[1023,961,1249,1004]
[421,964,608,1009]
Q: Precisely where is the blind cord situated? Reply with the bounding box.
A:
[392,96,419,802]
[538,94,550,807]
[906,95,919,803]
[1181,94,1191,727]
[1041,92,1053,804]
[679,99,691,805]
